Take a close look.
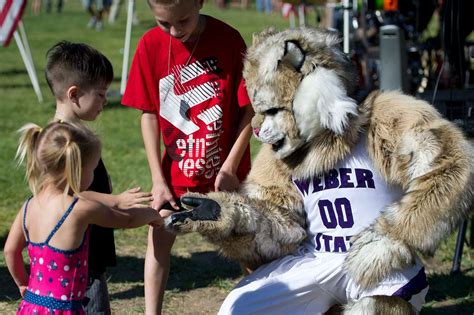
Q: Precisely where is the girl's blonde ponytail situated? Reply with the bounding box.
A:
[16,121,100,196]
[16,123,43,194]
[63,140,83,196]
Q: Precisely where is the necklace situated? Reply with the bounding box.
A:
[164,17,205,108]
[167,16,204,76]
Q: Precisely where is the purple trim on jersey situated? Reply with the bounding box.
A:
[392,267,428,301]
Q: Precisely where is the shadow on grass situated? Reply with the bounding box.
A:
[0,266,21,303]
[0,231,8,249]
[109,284,144,301]
[0,231,23,302]
[4,252,472,311]
[0,68,49,89]
[0,69,28,76]
[0,83,42,89]
[426,273,474,300]
[168,251,241,290]
[422,303,474,315]
[107,251,241,300]
[421,273,474,314]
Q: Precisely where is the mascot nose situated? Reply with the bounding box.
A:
[253,127,261,137]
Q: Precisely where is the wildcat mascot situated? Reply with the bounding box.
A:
[165,27,473,314]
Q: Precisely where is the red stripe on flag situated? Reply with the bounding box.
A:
[0,0,26,47]
[0,0,15,26]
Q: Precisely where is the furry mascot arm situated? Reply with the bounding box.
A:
[166,145,307,268]
[345,91,474,289]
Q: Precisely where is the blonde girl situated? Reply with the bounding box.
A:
[4,121,162,314]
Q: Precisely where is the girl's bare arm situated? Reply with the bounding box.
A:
[4,209,28,296]
[78,199,163,229]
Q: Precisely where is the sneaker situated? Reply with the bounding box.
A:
[87,17,97,29]
[95,21,103,31]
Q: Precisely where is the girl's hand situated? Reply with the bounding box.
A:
[19,285,27,297]
[215,169,240,192]
[116,187,153,209]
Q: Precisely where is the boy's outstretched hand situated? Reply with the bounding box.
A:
[151,184,180,218]
[214,169,239,192]
[116,187,153,209]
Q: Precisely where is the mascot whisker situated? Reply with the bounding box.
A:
[165,27,473,314]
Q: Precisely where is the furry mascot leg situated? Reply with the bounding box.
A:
[344,296,416,315]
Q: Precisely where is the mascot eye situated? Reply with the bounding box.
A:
[265,108,280,116]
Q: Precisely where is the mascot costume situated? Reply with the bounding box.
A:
[165,28,473,314]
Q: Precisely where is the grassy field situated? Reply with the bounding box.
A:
[0,1,473,314]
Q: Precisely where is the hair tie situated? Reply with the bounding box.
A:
[38,127,43,133]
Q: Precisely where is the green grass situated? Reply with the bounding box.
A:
[1,1,473,314]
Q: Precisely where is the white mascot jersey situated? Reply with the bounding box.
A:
[293,136,403,254]
[220,136,428,314]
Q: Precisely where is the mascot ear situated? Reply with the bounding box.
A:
[252,27,277,47]
[281,40,305,72]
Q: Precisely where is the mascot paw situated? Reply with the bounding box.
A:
[164,195,221,233]
[344,228,415,289]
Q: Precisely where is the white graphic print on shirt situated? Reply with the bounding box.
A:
[159,58,224,179]
[293,137,403,254]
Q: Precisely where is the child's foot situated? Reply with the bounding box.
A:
[95,21,103,31]
[87,17,97,29]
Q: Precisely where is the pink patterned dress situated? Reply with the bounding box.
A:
[17,197,89,315]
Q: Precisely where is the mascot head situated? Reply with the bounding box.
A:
[244,28,359,159]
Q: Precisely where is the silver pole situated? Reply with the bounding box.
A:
[14,29,43,103]
[120,0,134,95]
[343,0,350,53]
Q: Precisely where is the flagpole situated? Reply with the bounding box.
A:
[14,28,43,103]
[343,0,350,53]
[120,0,134,95]
[18,21,33,64]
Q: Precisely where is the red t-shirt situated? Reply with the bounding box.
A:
[122,16,251,196]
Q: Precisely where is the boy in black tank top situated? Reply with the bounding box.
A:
[85,159,116,313]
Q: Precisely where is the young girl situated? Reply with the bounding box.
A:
[4,121,162,314]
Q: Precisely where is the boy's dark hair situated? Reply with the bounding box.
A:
[45,41,114,100]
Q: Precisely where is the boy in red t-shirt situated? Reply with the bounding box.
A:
[121,0,254,313]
